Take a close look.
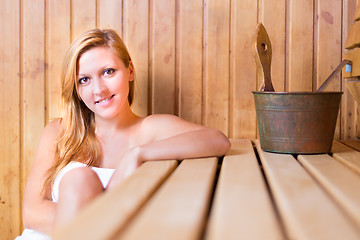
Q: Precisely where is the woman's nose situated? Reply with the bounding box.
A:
[93,78,106,94]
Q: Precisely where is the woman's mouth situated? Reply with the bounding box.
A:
[95,94,115,104]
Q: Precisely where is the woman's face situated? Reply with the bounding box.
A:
[77,46,134,120]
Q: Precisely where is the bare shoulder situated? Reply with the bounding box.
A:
[140,114,209,141]
[142,114,205,130]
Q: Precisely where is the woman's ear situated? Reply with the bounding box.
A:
[128,60,135,82]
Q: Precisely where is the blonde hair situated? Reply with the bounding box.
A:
[43,29,135,192]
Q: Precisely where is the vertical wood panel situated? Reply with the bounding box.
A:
[71,0,96,40]
[342,0,359,139]
[21,0,45,220]
[176,0,203,124]
[150,0,176,114]
[203,0,230,135]
[123,0,149,117]
[97,0,123,34]
[230,0,257,138]
[287,0,314,91]
[46,0,71,121]
[315,0,342,138]
[0,0,21,238]
[259,0,286,92]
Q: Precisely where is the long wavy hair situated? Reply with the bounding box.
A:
[43,29,135,192]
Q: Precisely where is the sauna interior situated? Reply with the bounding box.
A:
[1,0,359,238]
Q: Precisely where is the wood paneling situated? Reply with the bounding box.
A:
[21,0,45,217]
[1,0,359,238]
[0,1,21,239]
[287,0,314,91]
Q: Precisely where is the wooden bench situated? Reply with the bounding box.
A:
[53,139,360,240]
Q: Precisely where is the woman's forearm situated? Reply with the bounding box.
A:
[138,128,231,163]
[22,199,56,235]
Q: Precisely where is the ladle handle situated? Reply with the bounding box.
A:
[253,23,275,92]
[317,59,352,92]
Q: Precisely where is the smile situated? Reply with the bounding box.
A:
[95,94,115,104]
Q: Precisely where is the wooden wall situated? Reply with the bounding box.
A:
[0,0,358,238]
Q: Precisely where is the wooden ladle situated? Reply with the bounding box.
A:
[253,23,275,92]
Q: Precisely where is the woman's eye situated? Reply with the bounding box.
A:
[78,77,90,85]
[103,68,115,76]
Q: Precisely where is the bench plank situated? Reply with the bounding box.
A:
[298,154,360,228]
[53,160,178,240]
[332,141,360,175]
[117,157,218,240]
[255,140,360,240]
[206,139,284,240]
[345,20,360,49]
[341,140,360,151]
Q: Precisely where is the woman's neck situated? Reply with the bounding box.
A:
[94,107,141,138]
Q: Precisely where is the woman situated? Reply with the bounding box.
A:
[17,29,230,239]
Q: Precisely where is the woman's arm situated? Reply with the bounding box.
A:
[22,120,60,234]
[107,114,230,188]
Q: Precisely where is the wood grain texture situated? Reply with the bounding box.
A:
[230,0,257,139]
[119,158,218,240]
[123,0,149,117]
[259,0,286,92]
[46,0,70,121]
[256,140,360,240]
[206,139,284,240]
[71,0,96,41]
[97,0,122,34]
[298,154,360,228]
[203,0,230,135]
[0,1,21,238]
[345,21,360,50]
[53,160,178,240]
[21,0,46,226]
[341,0,358,139]
[150,0,176,114]
[176,0,203,124]
[332,141,360,174]
[287,0,314,91]
[315,0,342,138]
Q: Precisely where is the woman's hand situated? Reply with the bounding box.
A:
[106,147,143,190]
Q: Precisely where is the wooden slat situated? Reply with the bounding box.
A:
[315,0,342,138]
[123,0,149,117]
[332,141,360,174]
[206,139,284,240]
[355,2,360,21]
[315,0,342,91]
[203,0,230,134]
[46,0,70,121]
[0,1,21,238]
[298,154,360,228]
[255,140,360,240]
[97,0,122,34]
[176,0,203,124]
[343,49,360,78]
[341,140,360,151]
[53,160,178,240]
[71,0,96,41]
[341,0,359,139]
[21,0,46,227]
[345,21,360,50]
[150,0,176,114]
[345,79,360,103]
[118,158,218,240]
[259,0,286,92]
[287,0,313,91]
[230,0,257,138]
